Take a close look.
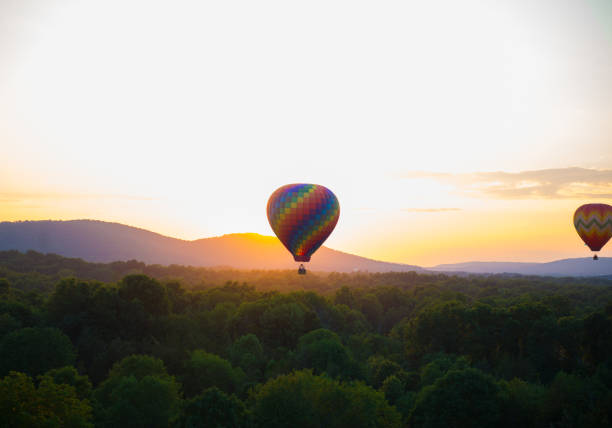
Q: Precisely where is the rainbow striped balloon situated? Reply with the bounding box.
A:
[267,183,340,262]
[573,203,612,252]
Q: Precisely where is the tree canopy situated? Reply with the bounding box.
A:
[1,250,611,427]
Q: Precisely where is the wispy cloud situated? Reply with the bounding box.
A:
[397,167,612,199]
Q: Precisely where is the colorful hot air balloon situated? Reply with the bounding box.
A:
[573,203,612,260]
[267,184,340,270]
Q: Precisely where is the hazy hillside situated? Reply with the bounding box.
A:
[2,220,611,276]
[431,258,612,277]
[0,220,423,272]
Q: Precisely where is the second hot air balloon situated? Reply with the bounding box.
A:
[267,183,340,274]
[573,203,612,260]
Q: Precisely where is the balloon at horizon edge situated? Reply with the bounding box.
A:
[267,183,340,262]
[573,203,612,255]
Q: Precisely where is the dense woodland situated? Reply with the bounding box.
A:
[1,250,611,427]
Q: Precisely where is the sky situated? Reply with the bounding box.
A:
[1,0,612,266]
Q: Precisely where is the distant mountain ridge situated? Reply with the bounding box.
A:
[1,220,611,276]
[429,258,612,277]
[0,220,423,272]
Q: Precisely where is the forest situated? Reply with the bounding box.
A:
[1,250,611,427]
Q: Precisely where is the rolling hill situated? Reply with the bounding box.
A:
[0,220,423,272]
[429,258,612,277]
[1,220,611,276]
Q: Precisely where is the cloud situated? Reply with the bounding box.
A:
[397,167,612,199]
[402,208,462,212]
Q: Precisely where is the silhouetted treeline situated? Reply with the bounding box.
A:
[2,249,612,300]
[0,252,611,426]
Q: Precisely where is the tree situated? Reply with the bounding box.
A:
[46,278,96,339]
[251,370,401,428]
[181,350,245,397]
[367,355,403,388]
[497,378,546,428]
[419,354,468,387]
[180,387,251,428]
[0,300,40,329]
[197,302,235,355]
[557,316,583,373]
[45,366,93,400]
[93,355,181,428]
[118,275,170,317]
[357,294,383,331]
[105,354,169,380]
[165,280,189,314]
[230,297,320,349]
[0,327,76,377]
[328,304,369,337]
[260,301,320,348]
[229,334,266,382]
[296,329,354,379]
[0,312,21,338]
[334,286,355,307]
[543,371,610,428]
[229,300,269,345]
[346,332,402,363]
[405,301,470,357]
[582,313,612,367]
[0,371,93,428]
[0,278,10,295]
[409,368,501,428]
[381,375,404,404]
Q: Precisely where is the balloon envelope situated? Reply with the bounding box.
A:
[573,203,612,252]
[267,183,340,262]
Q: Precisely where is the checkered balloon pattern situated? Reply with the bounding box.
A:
[267,183,340,262]
[574,203,612,252]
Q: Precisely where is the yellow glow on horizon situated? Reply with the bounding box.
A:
[335,200,603,266]
[0,193,607,266]
[2,0,612,265]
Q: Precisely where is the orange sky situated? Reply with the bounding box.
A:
[1,1,612,266]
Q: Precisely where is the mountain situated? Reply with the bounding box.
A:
[0,220,423,272]
[2,220,611,276]
[430,258,612,277]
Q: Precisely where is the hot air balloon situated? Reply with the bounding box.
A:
[573,203,612,260]
[267,183,340,274]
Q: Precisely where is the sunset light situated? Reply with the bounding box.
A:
[2,2,612,425]
[2,0,612,265]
